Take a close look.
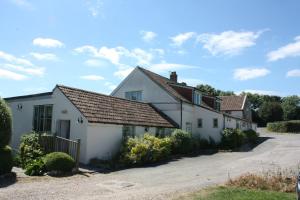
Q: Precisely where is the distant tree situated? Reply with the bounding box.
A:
[258,102,283,125]
[196,84,234,96]
[281,95,300,120]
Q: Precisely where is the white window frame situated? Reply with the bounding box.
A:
[122,125,135,138]
[194,92,202,105]
[33,104,53,133]
[125,91,142,101]
[186,122,192,133]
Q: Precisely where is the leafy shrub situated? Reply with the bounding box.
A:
[44,152,75,172]
[244,129,259,144]
[120,133,172,166]
[221,128,246,149]
[267,120,300,133]
[0,98,12,148]
[25,159,45,176]
[199,138,211,149]
[170,129,193,154]
[19,132,45,168]
[13,153,21,167]
[0,146,13,175]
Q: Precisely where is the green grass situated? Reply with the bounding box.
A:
[188,186,296,200]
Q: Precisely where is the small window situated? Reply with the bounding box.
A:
[144,127,149,132]
[186,122,192,133]
[33,105,53,132]
[194,92,202,105]
[213,118,218,128]
[125,91,142,101]
[122,125,135,138]
[197,118,203,128]
[155,127,165,137]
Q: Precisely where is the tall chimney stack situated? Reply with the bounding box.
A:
[170,71,177,83]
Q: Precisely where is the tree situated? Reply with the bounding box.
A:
[196,84,234,96]
[258,102,283,125]
[281,95,300,120]
[0,98,12,147]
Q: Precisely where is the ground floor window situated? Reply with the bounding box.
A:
[33,105,53,132]
[155,127,165,137]
[186,122,192,133]
[213,118,218,128]
[123,125,135,138]
[197,118,203,128]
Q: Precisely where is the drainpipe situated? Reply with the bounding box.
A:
[180,100,183,129]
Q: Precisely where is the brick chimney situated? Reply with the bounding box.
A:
[170,71,177,83]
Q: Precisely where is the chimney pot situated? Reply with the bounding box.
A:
[170,71,177,83]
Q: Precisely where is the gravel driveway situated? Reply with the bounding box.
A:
[1,128,300,200]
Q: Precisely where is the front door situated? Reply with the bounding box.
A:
[57,120,70,139]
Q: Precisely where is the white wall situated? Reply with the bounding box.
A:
[230,111,243,119]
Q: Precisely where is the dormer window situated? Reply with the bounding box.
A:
[125,91,142,101]
[194,92,202,105]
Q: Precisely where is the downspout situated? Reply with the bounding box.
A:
[180,100,183,129]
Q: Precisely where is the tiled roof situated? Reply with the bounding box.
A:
[57,85,177,128]
[220,95,246,111]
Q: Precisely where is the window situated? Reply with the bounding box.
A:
[197,118,203,128]
[215,100,221,111]
[155,127,165,137]
[122,125,135,138]
[213,118,218,128]
[194,92,202,105]
[33,105,53,132]
[186,122,192,133]
[125,91,142,101]
[236,121,240,129]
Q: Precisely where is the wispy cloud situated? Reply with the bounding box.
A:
[178,78,205,86]
[267,36,300,61]
[2,64,44,76]
[80,75,104,81]
[0,51,33,66]
[86,0,103,17]
[170,32,196,47]
[286,69,300,77]
[140,31,157,43]
[234,68,270,80]
[150,62,197,73]
[197,30,266,56]
[33,38,64,48]
[30,52,58,61]
[113,67,134,79]
[0,68,27,80]
[104,82,117,90]
[236,89,279,96]
[84,59,106,67]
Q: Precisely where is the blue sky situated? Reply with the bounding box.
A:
[0,0,299,97]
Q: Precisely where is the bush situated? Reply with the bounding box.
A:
[267,120,300,133]
[25,159,45,176]
[44,152,75,172]
[19,132,45,168]
[244,129,259,144]
[0,146,13,175]
[170,129,193,154]
[120,133,172,166]
[0,98,12,148]
[221,128,246,149]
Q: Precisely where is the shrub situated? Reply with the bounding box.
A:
[120,133,172,166]
[44,152,75,172]
[170,129,193,154]
[199,138,211,149]
[25,159,45,176]
[0,98,12,148]
[19,132,45,168]
[244,129,259,144]
[267,120,300,133]
[221,128,246,149]
[0,146,13,175]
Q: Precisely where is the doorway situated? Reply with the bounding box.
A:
[57,120,70,139]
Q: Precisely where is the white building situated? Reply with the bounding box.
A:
[5,66,256,164]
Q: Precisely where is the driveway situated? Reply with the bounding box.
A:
[1,129,300,200]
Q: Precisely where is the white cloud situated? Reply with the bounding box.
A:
[170,32,196,46]
[0,68,27,80]
[150,48,165,56]
[234,68,270,80]
[267,36,300,61]
[33,38,64,48]
[113,67,134,79]
[236,89,279,96]
[0,51,33,66]
[80,75,104,81]
[140,31,157,42]
[104,82,117,90]
[178,78,205,86]
[150,62,197,73]
[286,69,300,77]
[197,30,265,56]
[84,59,105,67]
[2,64,45,76]
[10,0,34,9]
[30,52,58,61]
[86,0,103,17]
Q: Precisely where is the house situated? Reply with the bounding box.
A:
[5,85,176,164]
[220,95,252,121]
[5,66,256,164]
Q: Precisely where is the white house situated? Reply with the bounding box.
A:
[5,66,256,164]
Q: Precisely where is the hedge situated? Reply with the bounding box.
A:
[0,98,12,148]
[44,152,75,172]
[0,146,13,175]
[267,120,300,133]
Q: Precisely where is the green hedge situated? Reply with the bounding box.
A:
[0,98,12,148]
[0,146,13,175]
[44,152,75,172]
[170,129,193,154]
[267,120,300,133]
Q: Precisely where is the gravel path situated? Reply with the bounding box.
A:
[1,128,300,200]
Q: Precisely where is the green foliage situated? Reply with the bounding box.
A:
[243,129,259,144]
[25,159,45,176]
[196,84,234,96]
[120,133,172,166]
[19,132,45,168]
[267,120,300,133]
[170,129,193,154]
[281,95,300,120]
[44,152,75,172]
[13,153,21,167]
[0,98,12,148]
[221,128,246,149]
[0,146,13,175]
[258,102,283,125]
